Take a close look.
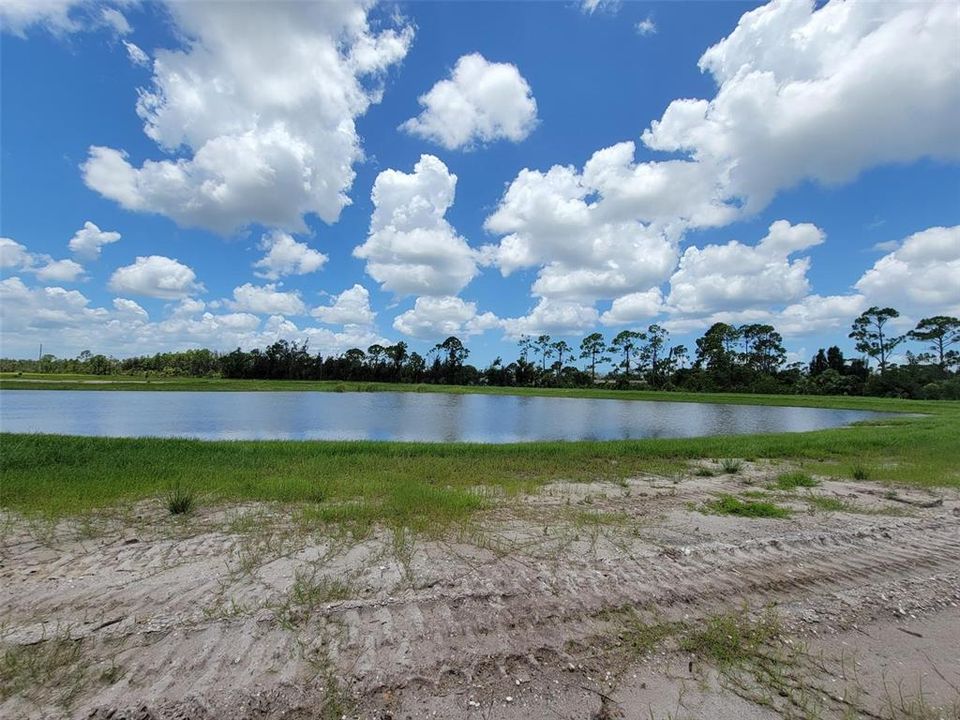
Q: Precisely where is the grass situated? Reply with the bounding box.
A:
[805,495,852,512]
[774,471,819,489]
[614,609,677,659]
[165,480,195,515]
[704,494,792,518]
[274,569,355,628]
[0,634,89,708]
[851,463,871,480]
[679,609,782,668]
[720,458,743,474]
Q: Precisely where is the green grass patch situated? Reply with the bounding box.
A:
[297,481,484,537]
[773,471,819,489]
[704,494,791,519]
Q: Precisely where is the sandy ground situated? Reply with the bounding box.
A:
[2,462,959,719]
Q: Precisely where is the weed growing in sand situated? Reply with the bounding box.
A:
[293,635,356,720]
[806,495,851,512]
[704,494,790,519]
[165,480,195,515]
[694,466,716,477]
[774,471,819,489]
[851,464,870,480]
[879,677,960,720]
[274,569,355,628]
[0,633,88,708]
[617,609,676,659]
[720,458,743,474]
[98,659,125,685]
[318,671,355,720]
[572,509,631,528]
[680,609,782,668]
[391,526,418,583]
[229,528,301,577]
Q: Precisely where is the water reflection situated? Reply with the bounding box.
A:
[0,390,887,443]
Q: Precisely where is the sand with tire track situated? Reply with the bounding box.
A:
[2,463,959,719]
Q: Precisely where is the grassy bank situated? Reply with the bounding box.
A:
[2,392,957,523]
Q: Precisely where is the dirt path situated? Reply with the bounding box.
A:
[2,464,959,719]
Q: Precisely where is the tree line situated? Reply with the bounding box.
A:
[3,309,958,400]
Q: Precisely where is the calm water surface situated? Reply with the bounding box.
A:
[0,390,886,443]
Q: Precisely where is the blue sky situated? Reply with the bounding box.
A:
[1,0,958,367]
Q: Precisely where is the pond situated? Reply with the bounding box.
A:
[0,390,886,443]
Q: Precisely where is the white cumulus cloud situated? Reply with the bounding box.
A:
[400,53,538,150]
[311,284,376,326]
[0,237,32,269]
[68,221,121,260]
[855,225,960,315]
[667,220,826,316]
[108,255,203,299]
[253,231,327,280]
[600,289,664,326]
[35,258,85,283]
[393,295,499,340]
[642,0,960,212]
[228,283,306,316]
[482,144,702,303]
[82,1,413,233]
[354,155,478,296]
[501,298,600,339]
[113,297,148,319]
[2,236,86,283]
